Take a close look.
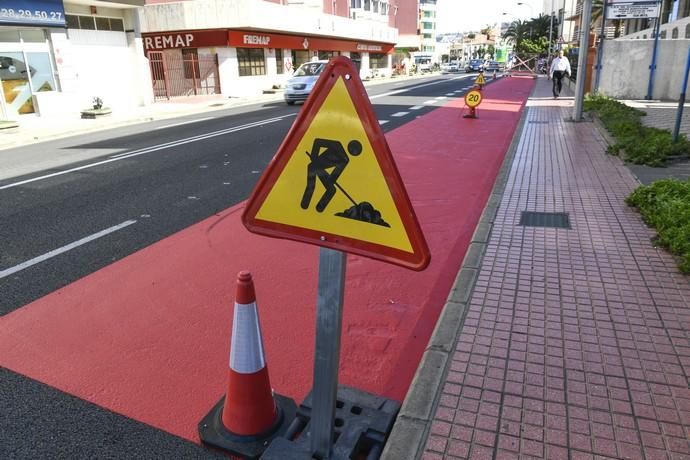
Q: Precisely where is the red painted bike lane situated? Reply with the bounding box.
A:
[0,76,534,443]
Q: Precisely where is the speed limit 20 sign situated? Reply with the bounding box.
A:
[465,89,482,108]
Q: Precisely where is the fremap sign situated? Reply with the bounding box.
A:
[607,0,660,19]
[243,57,430,270]
[0,0,66,27]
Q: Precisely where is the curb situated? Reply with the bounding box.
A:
[380,84,535,460]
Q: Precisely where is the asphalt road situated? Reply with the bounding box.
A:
[0,72,481,316]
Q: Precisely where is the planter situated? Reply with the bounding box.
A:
[0,120,19,130]
[81,107,112,119]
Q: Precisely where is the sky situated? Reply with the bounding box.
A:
[435,0,545,34]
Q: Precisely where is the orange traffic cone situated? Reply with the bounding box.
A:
[199,271,296,459]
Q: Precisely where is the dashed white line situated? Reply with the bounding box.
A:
[391,112,409,117]
[435,96,447,100]
[445,93,455,96]
[379,120,389,125]
[423,100,436,105]
[0,114,296,191]
[409,106,423,110]
[0,219,137,280]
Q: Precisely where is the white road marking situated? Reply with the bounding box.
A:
[445,93,455,96]
[423,100,436,104]
[0,115,296,191]
[435,96,447,100]
[454,90,463,93]
[379,120,389,125]
[391,112,409,117]
[152,117,214,130]
[0,219,137,280]
[409,106,423,110]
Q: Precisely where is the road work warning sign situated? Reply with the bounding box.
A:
[243,57,430,270]
[474,73,486,86]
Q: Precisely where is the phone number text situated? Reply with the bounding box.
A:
[0,8,63,22]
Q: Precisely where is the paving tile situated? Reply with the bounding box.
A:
[420,78,690,459]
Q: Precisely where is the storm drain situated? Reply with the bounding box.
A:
[519,211,571,229]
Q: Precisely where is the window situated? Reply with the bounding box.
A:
[350,0,362,7]
[373,0,379,13]
[65,14,124,31]
[318,51,339,60]
[369,53,386,69]
[276,48,284,74]
[673,27,678,38]
[381,3,387,14]
[364,0,370,11]
[423,33,432,39]
[237,48,266,76]
[685,23,690,38]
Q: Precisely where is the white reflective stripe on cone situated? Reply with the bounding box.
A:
[230,302,266,373]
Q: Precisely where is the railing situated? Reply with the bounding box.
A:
[148,51,220,101]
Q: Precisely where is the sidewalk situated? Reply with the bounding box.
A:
[0,72,438,152]
[384,77,690,459]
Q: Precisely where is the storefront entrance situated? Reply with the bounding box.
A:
[148,49,220,101]
[0,29,58,117]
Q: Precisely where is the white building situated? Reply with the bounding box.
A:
[1,0,150,119]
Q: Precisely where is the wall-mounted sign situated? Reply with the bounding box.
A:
[607,0,660,19]
[228,30,393,54]
[0,0,66,27]
[142,30,229,51]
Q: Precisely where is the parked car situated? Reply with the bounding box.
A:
[483,60,502,72]
[283,60,328,105]
[440,61,459,73]
[465,59,484,72]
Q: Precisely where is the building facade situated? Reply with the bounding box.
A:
[1,0,149,119]
[1,0,422,118]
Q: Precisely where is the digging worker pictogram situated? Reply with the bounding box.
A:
[301,138,362,212]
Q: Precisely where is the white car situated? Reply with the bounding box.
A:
[441,61,459,73]
[283,60,328,105]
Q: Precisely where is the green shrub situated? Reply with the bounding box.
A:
[626,179,690,273]
[584,94,690,166]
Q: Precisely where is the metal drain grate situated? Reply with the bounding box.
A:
[519,211,571,229]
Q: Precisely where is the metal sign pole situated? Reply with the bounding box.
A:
[673,45,690,142]
[573,0,593,121]
[646,0,663,100]
[310,247,346,459]
[594,0,608,93]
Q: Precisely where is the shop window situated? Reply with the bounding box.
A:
[237,48,266,76]
[318,51,339,60]
[27,52,57,92]
[276,49,284,74]
[369,53,387,69]
[293,50,310,68]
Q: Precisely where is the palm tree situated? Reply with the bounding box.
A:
[502,19,532,50]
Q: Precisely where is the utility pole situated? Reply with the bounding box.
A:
[573,0,593,121]
[548,0,554,55]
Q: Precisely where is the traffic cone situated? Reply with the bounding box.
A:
[199,271,296,459]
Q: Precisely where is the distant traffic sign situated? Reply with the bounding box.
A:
[243,57,430,270]
[474,73,486,86]
[465,89,482,108]
[607,0,659,19]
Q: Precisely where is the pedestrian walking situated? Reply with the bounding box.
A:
[548,50,571,98]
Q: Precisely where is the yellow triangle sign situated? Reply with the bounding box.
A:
[475,72,486,85]
[243,57,430,270]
